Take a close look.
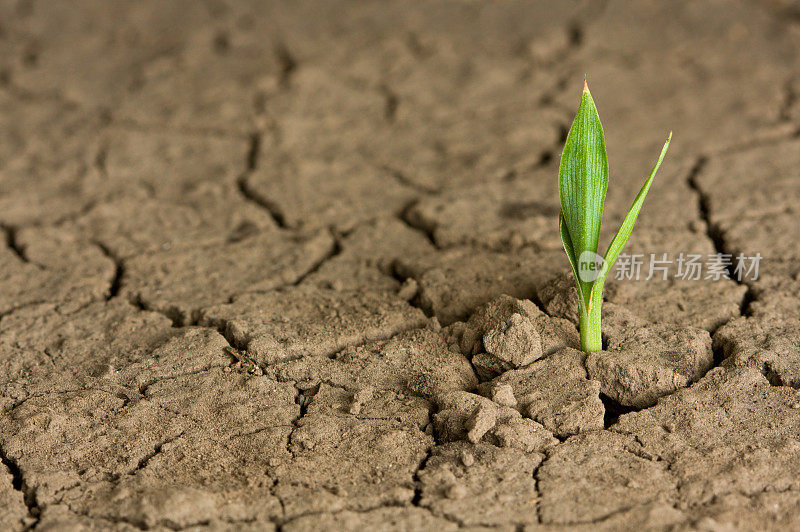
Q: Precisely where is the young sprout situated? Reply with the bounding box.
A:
[558,78,671,353]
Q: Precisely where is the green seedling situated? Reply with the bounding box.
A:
[558,78,671,353]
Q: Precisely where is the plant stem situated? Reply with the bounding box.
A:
[579,304,603,353]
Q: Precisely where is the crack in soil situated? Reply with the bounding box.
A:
[2,224,32,265]
[687,155,755,290]
[235,130,289,228]
[687,156,757,306]
[92,240,124,301]
[0,443,40,530]
[93,136,109,179]
[8,385,128,413]
[379,84,399,123]
[687,152,764,360]
[237,173,287,229]
[397,199,438,249]
[762,361,788,387]
[128,293,187,328]
[245,131,261,171]
[285,384,317,461]
[599,393,638,429]
[128,224,339,328]
[0,299,49,326]
[289,228,341,286]
[130,431,185,474]
[137,364,231,398]
[531,453,547,524]
[389,263,434,318]
[274,42,297,89]
[410,439,434,509]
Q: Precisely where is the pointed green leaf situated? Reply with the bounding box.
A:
[558,83,609,303]
[592,132,672,298]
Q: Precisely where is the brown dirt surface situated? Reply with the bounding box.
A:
[1,1,800,530]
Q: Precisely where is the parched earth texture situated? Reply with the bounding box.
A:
[2,1,800,530]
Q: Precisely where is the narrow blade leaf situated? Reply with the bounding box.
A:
[595,132,672,292]
[559,212,586,312]
[558,82,609,302]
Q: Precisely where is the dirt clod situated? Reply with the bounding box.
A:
[587,323,714,408]
[480,347,605,438]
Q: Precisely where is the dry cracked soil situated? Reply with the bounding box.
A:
[1,1,800,530]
